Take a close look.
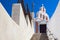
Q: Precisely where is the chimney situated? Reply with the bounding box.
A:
[12,0,26,25]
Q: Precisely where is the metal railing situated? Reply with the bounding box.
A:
[47,28,58,40]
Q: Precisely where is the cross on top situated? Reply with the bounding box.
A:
[40,4,46,12]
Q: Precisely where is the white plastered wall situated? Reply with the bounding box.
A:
[0,3,23,40]
[47,1,60,40]
[19,3,34,40]
[0,3,34,40]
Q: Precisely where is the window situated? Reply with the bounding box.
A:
[46,16,48,20]
[43,15,45,20]
[40,14,42,18]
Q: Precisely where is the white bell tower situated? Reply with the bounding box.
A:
[35,4,49,33]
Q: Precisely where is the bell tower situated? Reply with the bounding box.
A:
[31,4,49,40]
[35,4,49,33]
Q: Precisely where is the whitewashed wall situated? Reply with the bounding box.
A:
[47,1,60,40]
[0,3,22,40]
[19,3,34,40]
[0,3,34,40]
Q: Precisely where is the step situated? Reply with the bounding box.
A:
[30,33,49,40]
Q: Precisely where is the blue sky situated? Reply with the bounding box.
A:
[0,0,59,18]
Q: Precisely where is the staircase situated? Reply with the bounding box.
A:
[30,29,58,40]
[30,33,49,40]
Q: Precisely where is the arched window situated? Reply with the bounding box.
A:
[46,16,48,21]
[40,14,42,18]
[43,15,45,20]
